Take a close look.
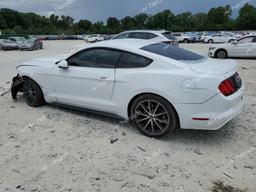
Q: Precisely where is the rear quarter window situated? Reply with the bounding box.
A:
[117,52,152,68]
[141,43,204,61]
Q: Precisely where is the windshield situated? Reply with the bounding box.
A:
[141,43,204,61]
[14,37,25,42]
[25,39,35,43]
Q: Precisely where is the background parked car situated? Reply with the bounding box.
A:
[85,34,105,43]
[0,39,4,49]
[173,33,192,43]
[9,37,26,45]
[102,34,112,40]
[1,39,19,50]
[186,32,202,42]
[204,34,236,43]
[112,30,179,46]
[19,38,43,51]
[200,32,216,42]
[208,35,256,58]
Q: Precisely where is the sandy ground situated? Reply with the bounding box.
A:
[0,41,255,192]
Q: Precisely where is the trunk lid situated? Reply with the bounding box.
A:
[186,58,237,75]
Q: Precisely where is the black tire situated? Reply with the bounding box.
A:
[130,94,178,138]
[215,49,227,59]
[183,39,189,43]
[23,78,45,107]
[208,39,213,43]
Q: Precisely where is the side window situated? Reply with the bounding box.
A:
[113,33,130,39]
[117,52,152,68]
[143,33,157,39]
[128,32,142,39]
[128,32,157,40]
[67,48,121,68]
[238,37,254,44]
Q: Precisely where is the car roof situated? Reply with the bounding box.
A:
[119,30,167,34]
[240,35,256,38]
[83,39,157,51]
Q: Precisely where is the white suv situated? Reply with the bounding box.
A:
[112,30,179,46]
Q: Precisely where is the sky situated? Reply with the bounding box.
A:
[0,0,255,22]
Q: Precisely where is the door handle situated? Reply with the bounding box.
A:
[97,77,109,80]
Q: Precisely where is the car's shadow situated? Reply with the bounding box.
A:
[48,103,237,146]
[164,122,237,146]
[15,95,237,146]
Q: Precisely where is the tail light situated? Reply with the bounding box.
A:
[219,73,242,96]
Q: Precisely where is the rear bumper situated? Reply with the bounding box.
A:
[176,84,245,130]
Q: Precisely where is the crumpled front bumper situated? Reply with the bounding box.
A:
[11,74,24,100]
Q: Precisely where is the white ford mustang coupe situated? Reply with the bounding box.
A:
[11,39,244,137]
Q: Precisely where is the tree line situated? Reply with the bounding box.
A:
[0,3,256,35]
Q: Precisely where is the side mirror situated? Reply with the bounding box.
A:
[58,60,69,69]
[231,40,238,45]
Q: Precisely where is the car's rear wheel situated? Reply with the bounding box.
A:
[23,78,45,107]
[216,50,227,59]
[208,39,213,43]
[183,39,189,43]
[130,94,178,138]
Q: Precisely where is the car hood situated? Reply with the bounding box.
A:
[18,54,68,68]
[185,58,237,75]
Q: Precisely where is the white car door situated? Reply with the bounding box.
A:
[229,36,255,57]
[49,48,122,112]
[219,35,228,43]
[213,35,221,43]
[244,36,256,57]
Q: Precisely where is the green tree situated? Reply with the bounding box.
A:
[121,16,136,30]
[134,13,148,29]
[173,12,195,31]
[236,3,256,30]
[106,17,121,33]
[149,10,175,30]
[0,14,7,29]
[78,19,92,30]
[207,5,231,30]
[192,13,208,31]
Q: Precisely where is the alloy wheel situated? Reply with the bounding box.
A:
[133,99,170,136]
[23,80,37,105]
[217,51,227,59]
